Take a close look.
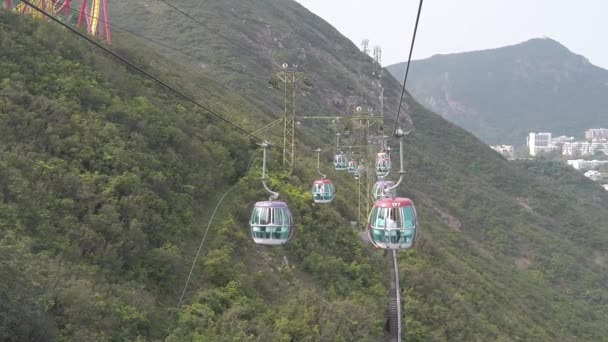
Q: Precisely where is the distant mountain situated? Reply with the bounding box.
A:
[387,38,608,144]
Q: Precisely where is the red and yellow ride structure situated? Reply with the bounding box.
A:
[3,0,111,43]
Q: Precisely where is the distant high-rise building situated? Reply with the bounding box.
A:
[585,128,608,140]
[527,132,554,156]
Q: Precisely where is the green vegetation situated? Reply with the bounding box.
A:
[1,1,608,340]
[387,38,608,144]
[400,105,608,340]
[0,10,386,340]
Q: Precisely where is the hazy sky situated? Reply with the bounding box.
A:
[294,0,608,68]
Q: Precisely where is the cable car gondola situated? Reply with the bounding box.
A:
[367,197,418,250]
[367,128,418,250]
[334,153,348,171]
[313,149,336,203]
[249,142,294,246]
[375,151,391,177]
[312,179,335,204]
[372,180,396,201]
[250,201,295,245]
[347,159,357,173]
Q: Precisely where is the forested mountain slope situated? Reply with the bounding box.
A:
[1,2,608,340]
[387,38,608,144]
[0,10,387,341]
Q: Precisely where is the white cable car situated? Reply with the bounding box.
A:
[250,201,294,245]
[334,153,348,171]
[249,142,294,246]
[312,179,335,204]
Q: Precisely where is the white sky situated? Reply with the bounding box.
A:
[294,0,608,68]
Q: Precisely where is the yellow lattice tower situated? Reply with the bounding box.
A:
[16,0,55,20]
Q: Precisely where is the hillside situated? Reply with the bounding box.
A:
[387,38,608,144]
[2,2,608,341]
[0,9,388,341]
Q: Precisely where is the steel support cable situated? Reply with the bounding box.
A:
[64,4,198,59]
[19,0,265,143]
[177,151,259,309]
[393,250,403,341]
[391,0,424,139]
[157,0,257,56]
[57,3,269,81]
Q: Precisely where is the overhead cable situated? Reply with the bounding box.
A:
[157,0,257,56]
[391,0,424,137]
[177,151,259,309]
[20,0,264,142]
[59,3,269,80]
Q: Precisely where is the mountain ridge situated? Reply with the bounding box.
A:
[387,37,608,144]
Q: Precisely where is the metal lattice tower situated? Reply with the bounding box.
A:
[10,0,71,19]
[372,45,385,128]
[373,46,382,67]
[353,106,383,226]
[272,64,305,171]
[361,39,370,55]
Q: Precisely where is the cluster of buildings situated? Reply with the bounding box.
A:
[524,129,608,190]
[562,140,608,156]
[526,132,577,156]
[526,129,608,157]
[490,129,608,190]
[584,128,608,140]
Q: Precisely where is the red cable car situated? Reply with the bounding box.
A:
[367,197,418,250]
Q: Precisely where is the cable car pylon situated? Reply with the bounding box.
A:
[249,142,295,246]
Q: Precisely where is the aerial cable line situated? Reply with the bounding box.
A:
[19,0,264,143]
[157,0,257,56]
[64,4,200,60]
[391,0,424,138]
[177,151,258,309]
[59,3,269,81]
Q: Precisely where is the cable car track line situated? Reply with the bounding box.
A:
[178,152,258,309]
[157,0,257,56]
[19,0,265,143]
[59,3,270,81]
[391,0,424,139]
[391,249,403,341]
[63,3,200,60]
